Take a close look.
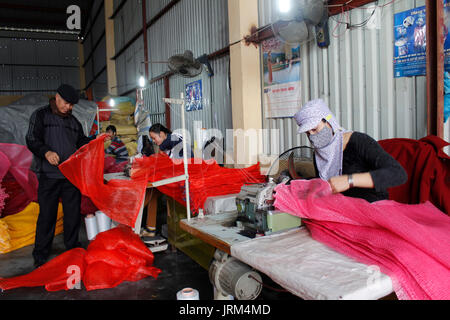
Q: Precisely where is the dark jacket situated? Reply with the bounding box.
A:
[159,133,194,159]
[26,105,92,179]
[314,132,408,203]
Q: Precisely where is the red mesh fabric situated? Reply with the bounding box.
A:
[0,226,161,292]
[80,157,128,216]
[59,135,149,227]
[83,225,161,291]
[103,156,128,174]
[0,248,86,292]
[131,154,266,215]
[59,135,266,225]
[274,179,450,300]
[0,144,38,217]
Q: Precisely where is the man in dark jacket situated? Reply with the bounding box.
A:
[26,84,92,268]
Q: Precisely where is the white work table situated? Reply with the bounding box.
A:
[104,172,395,300]
[180,213,394,300]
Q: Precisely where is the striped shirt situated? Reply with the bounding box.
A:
[105,136,129,163]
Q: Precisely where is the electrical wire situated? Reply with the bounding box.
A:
[331,6,350,38]
[228,23,274,48]
[328,0,397,38]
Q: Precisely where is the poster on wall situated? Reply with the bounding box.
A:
[394,1,450,78]
[262,37,302,118]
[185,80,203,112]
[393,6,427,78]
[444,0,450,72]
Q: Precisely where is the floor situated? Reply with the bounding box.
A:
[0,222,300,300]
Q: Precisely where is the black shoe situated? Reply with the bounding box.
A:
[34,258,46,269]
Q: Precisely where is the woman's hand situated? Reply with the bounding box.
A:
[328,173,375,193]
[328,175,350,194]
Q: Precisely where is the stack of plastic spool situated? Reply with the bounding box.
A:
[85,211,117,241]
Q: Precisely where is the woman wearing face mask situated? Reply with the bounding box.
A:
[294,99,407,203]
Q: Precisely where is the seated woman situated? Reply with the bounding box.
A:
[140,123,193,239]
[148,123,193,159]
[293,99,407,203]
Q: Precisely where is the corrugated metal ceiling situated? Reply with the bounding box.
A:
[0,0,92,33]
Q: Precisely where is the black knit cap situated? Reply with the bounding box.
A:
[57,84,79,104]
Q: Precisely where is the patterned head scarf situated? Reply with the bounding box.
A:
[294,99,350,181]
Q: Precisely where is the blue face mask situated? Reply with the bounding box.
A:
[308,125,334,149]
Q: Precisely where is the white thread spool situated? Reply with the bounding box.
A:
[85,215,99,240]
[96,211,112,233]
[176,288,200,300]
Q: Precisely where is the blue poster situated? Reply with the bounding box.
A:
[185,80,203,112]
[393,6,427,78]
[394,1,450,78]
[444,0,450,72]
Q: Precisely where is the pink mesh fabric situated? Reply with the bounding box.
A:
[0,144,38,217]
[273,179,450,300]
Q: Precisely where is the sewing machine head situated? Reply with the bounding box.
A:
[235,177,300,237]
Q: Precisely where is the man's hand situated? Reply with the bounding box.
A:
[45,151,60,166]
[328,175,350,194]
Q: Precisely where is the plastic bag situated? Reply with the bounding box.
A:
[0,143,38,217]
[0,220,10,253]
[0,202,64,254]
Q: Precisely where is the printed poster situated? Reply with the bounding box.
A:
[185,80,203,112]
[262,37,301,118]
[444,0,450,72]
[393,6,427,78]
[394,0,450,78]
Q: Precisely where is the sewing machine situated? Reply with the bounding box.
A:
[235,178,301,236]
[204,178,302,237]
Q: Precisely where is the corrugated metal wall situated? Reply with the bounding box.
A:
[147,0,229,79]
[114,0,143,96]
[0,32,80,95]
[142,79,166,125]
[147,0,230,142]
[113,0,232,155]
[258,0,450,155]
[83,0,108,101]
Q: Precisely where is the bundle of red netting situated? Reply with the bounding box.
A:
[0,225,161,292]
[131,153,266,216]
[59,135,266,227]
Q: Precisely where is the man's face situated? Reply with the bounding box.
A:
[55,93,74,115]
